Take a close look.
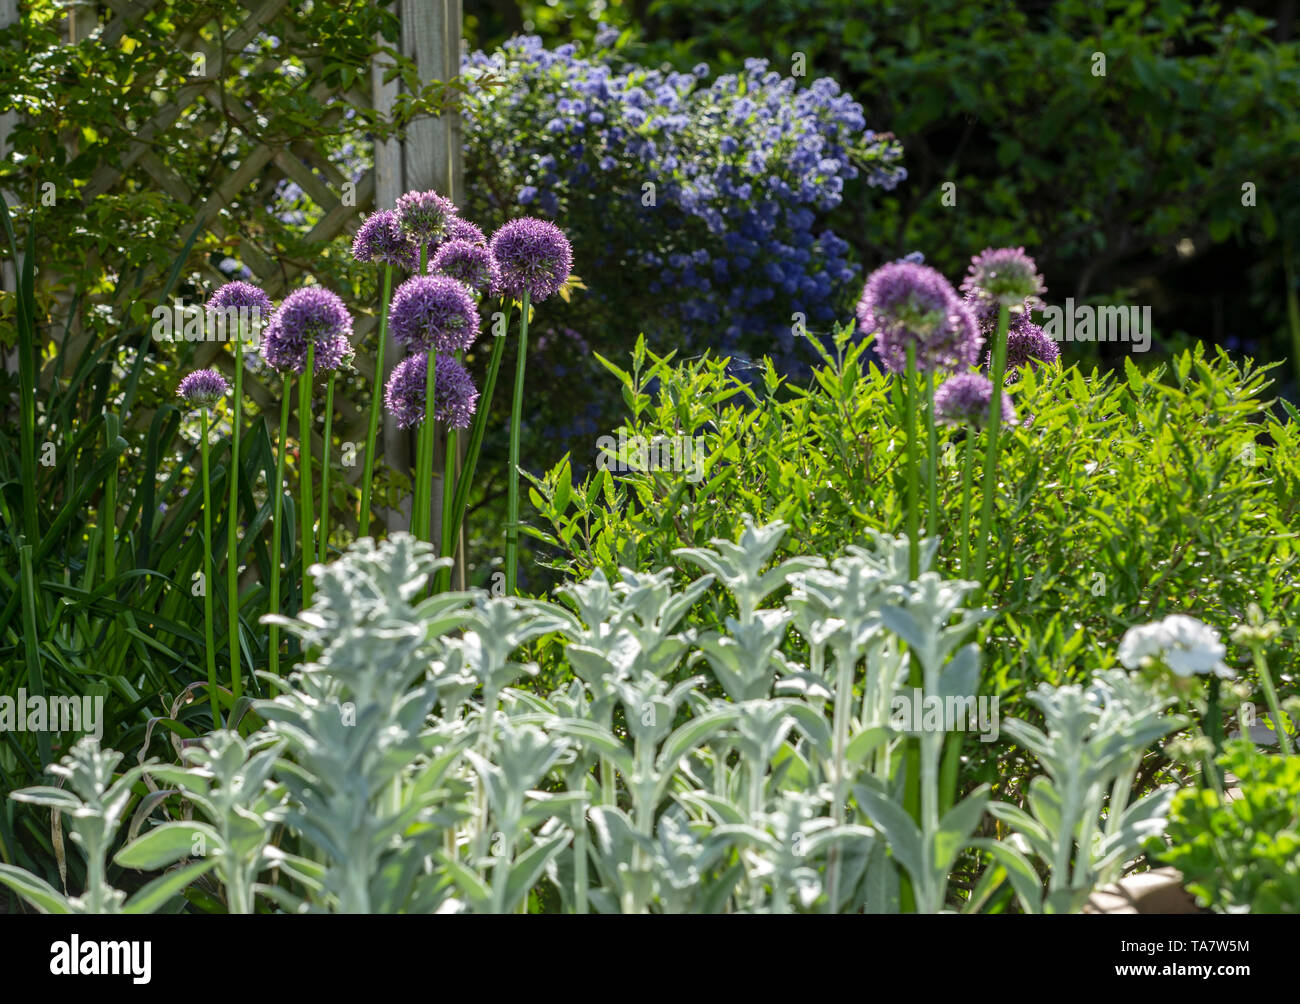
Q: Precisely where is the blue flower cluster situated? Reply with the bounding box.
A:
[462,31,904,369]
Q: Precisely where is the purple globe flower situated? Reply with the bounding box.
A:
[441,217,487,247]
[352,209,419,270]
[490,217,574,302]
[960,246,1046,311]
[988,315,1061,381]
[178,368,230,409]
[933,373,1017,429]
[260,287,353,375]
[855,262,981,374]
[388,275,480,353]
[396,189,457,244]
[206,280,272,346]
[383,353,479,430]
[206,281,272,319]
[312,332,353,374]
[430,239,500,297]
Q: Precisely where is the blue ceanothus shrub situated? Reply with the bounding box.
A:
[460,33,905,370]
[0,524,1179,913]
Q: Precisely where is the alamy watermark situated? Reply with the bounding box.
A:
[0,689,104,740]
[150,301,266,345]
[890,689,1000,742]
[1040,299,1152,353]
[595,429,708,484]
[50,936,151,984]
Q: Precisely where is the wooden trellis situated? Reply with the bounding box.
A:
[11,0,465,543]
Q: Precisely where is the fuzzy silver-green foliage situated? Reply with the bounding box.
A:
[2,523,1184,913]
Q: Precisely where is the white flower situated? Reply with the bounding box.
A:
[1118,614,1233,678]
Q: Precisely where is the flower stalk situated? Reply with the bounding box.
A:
[359,264,393,539]
[505,290,531,595]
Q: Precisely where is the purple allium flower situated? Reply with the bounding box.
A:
[178,368,230,409]
[206,280,272,319]
[855,262,981,374]
[960,246,1046,311]
[933,373,1017,429]
[988,315,1061,380]
[388,275,480,353]
[206,280,272,345]
[489,217,574,302]
[352,209,418,269]
[442,217,487,247]
[430,239,500,297]
[383,353,479,429]
[260,287,353,374]
[312,332,353,373]
[395,189,457,244]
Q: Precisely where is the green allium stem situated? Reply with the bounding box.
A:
[200,409,219,730]
[318,372,335,564]
[973,304,1011,593]
[958,432,976,576]
[268,389,291,678]
[925,368,938,539]
[505,291,531,596]
[446,304,511,586]
[438,424,458,586]
[359,264,393,540]
[415,349,438,543]
[903,345,920,579]
[298,346,315,607]
[227,333,243,702]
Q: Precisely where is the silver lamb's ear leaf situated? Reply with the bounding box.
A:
[115,821,220,870]
[122,858,218,914]
[852,783,923,885]
[931,786,989,881]
[504,825,572,911]
[0,863,74,914]
[968,838,1044,915]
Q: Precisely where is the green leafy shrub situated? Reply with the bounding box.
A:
[525,330,1299,704]
[1152,742,1300,913]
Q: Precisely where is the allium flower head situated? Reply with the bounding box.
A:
[430,239,500,297]
[442,217,487,247]
[178,368,230,409]
[352,209,418,269]
[1118,615,1233,679]
[388,275,480,353]
[395,189,457,244]
[260,287,353,374]
[932,372,1017,428]
[989,315,1061,380]
[205,280,272,346]
[490,217,574,302]
[383,353,479,430]
[855,262,981,374]
[206,281,272,320]
[960,246,1046,310]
